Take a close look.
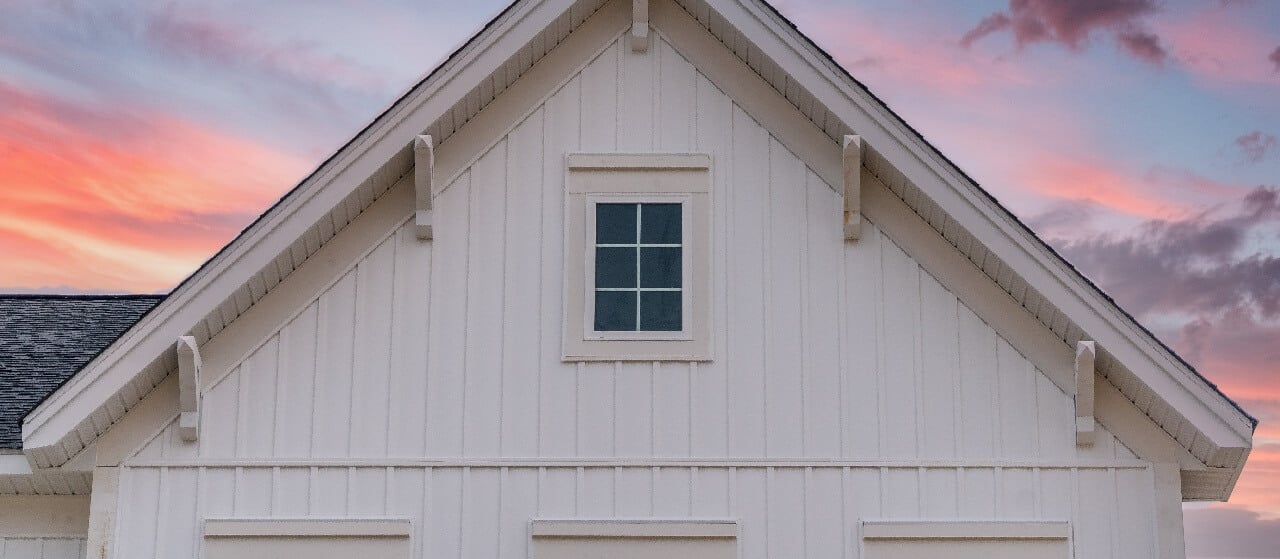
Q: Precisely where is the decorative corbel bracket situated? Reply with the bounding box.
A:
[843,135,862,241]
[176,336,202,442]
[1075,340,1097,446]
[415,135,435,240]
[631,0,649,53]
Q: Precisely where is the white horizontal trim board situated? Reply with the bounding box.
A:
[566,153,712,169]
[862,520,1069,540]
[531,519,736,538]
[121,458,1155,469]
[204,518,411,538]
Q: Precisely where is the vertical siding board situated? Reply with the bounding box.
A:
[580,468,615,517]
[653,467,692,517]
[923,468,958,518]
[430,469,464,559]
[692,467,730,517]
[501,111,545,457]
[767,468,806,559]
[579,42,619,150]
[803,171,843,458]
[614,467,651,517]
[734,469,768,559]
[1076,469,1117,558]
[691,72,731,458]
[957,305,997,459]
[235,468,272,515]
[878,239,920,459]
[350,239,396,457]
[727,106,768,457]
[464,142,509,458]
[538,78,579,458]
[464,469,502,559]
[1036,372,1074,461]
[312,272,357,457]
[764,139,806,457]
[201,368,239,458]
[959,468,996,518]
[614,363,654,456]
[997,339,1038,458]
[275,304,318,458]
[919,274,959,459]
[653,362,692,457]
[805,468,844,559]
[656,38,696,151]
[845,225,883,457]
[427,175,471,457]
[619,37,656,151]
[388,226,432,457]
[498,469,539,559]
[577,363,616,456]
[1000,468,1037,518]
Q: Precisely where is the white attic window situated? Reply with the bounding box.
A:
[563,154,712,362]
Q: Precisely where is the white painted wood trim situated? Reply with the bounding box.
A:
[204,519,412,538]
[84,466,119,559]
[414,135,434,240]
[1152,463,1187,559]
[630,0,649,52]
[1075,341,1097,447]
[861,521,1069,540]
[566,153,711,170]
[120,458,1156,469]
[175,336,201,442]
[531,519,736,538]
[843,135,862,241]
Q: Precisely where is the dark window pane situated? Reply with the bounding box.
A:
[595,247,637,288]
[595,291,637,331]
[596,203,637,244]
[640,203,681,244]
[640,291,681,331]
[639,247,681,288]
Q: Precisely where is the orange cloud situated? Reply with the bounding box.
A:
[0,83,310,293]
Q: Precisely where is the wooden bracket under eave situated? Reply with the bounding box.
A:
[415,135,434,240]
[1075,340,1097,446]
[631,0,649,52]
[843,135,862,241]
[176,336,202,442]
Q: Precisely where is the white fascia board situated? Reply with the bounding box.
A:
[21,0,579,465]
[705,0,1253,450]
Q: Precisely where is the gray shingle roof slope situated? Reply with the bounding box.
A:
[0,295,163,449]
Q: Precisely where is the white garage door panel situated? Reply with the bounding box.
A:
[203,519,411,559]
[205,535,410,559]
[865,539,1069,559]
[863,521,1071,559]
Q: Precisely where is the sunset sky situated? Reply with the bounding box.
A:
[0,0,1277,555]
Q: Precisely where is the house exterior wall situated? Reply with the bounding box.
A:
[107,33,1171,558]
[0,495,87,559]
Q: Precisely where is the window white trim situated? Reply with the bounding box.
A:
[563,153,713,362]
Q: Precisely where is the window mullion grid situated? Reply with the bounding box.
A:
[634,204,642,331]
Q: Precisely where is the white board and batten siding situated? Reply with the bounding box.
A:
[113,35,1162,558]
[0,539,84,559]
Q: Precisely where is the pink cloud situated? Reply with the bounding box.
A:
[962,0,1167,64]
[1156,7,1280,84]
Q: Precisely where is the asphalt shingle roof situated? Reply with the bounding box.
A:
[0,295,162,449]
